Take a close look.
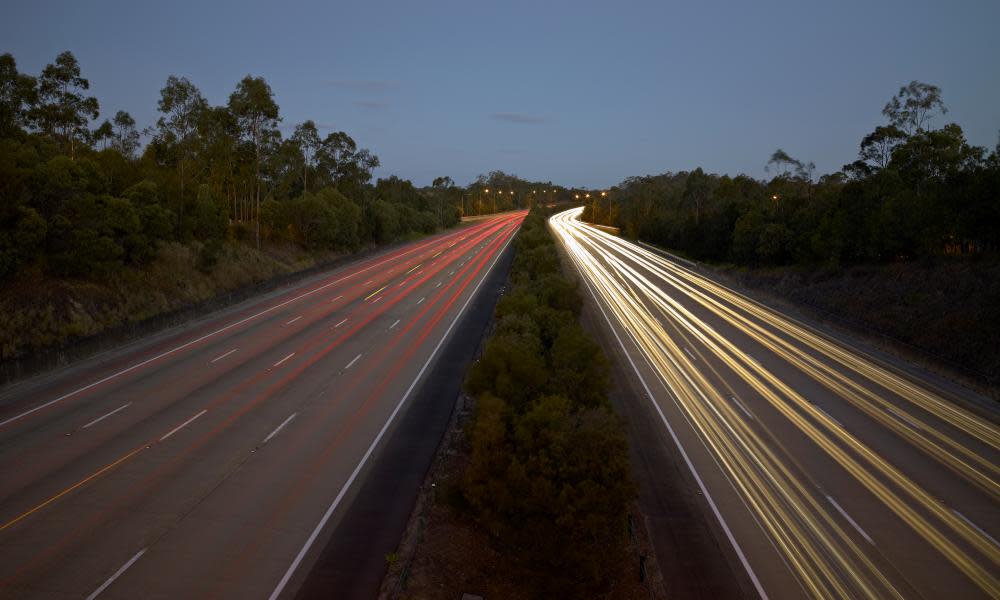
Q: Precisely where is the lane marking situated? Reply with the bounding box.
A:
[364,280,373,285]
[345,354,362,370]
[406,264,422,274]
[285,316,302,326]
[269,220,519,600]
[435,282,442,288]
[0,233,453,429]
[85,547,146,600]
[573,258,769,600]
[0,445,146,532]
[684,347,698,361]
[417,297,425,305]
[953,509,1000,548]
[389,319,401,330]
[331,295,343,303]
[890,408,922,430]
[159,409,207,442]
[210,348,239,363]
[364,286,386,301]
[730,396,753,420]
[335,318,348,328]
[273,353,295,368]
[82,403,132,429]
[827,495,874,545]
[262,413,298,445]
[449,270,455,276]
[814,405,843,428]
[432,251,442,258]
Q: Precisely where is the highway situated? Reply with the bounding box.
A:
[0,210,525,599]
[551,207,1000,600]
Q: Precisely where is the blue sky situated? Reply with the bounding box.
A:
[4,0,999,187]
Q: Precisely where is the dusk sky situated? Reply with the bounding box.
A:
[4,0,999,188]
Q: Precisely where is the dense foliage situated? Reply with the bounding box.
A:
[461,210,635,591]
[0,50,463,282]
[584,81,1000,268]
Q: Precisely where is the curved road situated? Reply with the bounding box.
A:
[551,207,999,600]
[0,211,524,599]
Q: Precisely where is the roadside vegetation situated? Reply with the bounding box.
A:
[584,81,1000,387]
[0,50,566,369]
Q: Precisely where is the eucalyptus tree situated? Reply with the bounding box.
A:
[0,53,37,137]
[156,75,208,230]
[111,110,140,158]
[32,51,99,158]
[291,120,321,194]
[228,75,280,248]
[883,81,947,135]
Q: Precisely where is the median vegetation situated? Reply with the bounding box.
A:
[384,210,642,597]
[462,210,635,591]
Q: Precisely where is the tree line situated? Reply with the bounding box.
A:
[458,209,634,592]
[0,50,470,281]
[583,81,1000,267]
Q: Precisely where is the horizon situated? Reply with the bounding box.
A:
[3,0,999,188]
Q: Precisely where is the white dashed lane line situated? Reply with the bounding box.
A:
[210,348,238,363]
[82,403,132,429]
[273,353,295,368]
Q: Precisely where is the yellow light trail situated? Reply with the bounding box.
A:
[550,207,1000,599]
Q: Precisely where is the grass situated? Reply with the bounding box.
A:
[0,240,337,366]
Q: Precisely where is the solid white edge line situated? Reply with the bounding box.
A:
[82,402,132,429]
[159,409,207,442]
[85,547,146,600]
[0,237,444,429]
[268,223,518,600]
[827,495,874,545]
[569,234,769,600]
[273,353,295,368]
[344,354,362,370]
[263,413,298,445]
[210,348,239,363]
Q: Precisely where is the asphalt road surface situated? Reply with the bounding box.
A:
[0,210,525,599]
[551,207,999,600]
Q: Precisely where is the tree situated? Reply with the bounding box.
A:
[32,51,99,158]
[882,81,947,135]
[291,120,321,194]
[850,124,908,174]
[156,76,208,231]
[92,119,113,150]
[683,167,711,224]
[111,110,140,158]
[228,75,280,249]
[0,53,37,137]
